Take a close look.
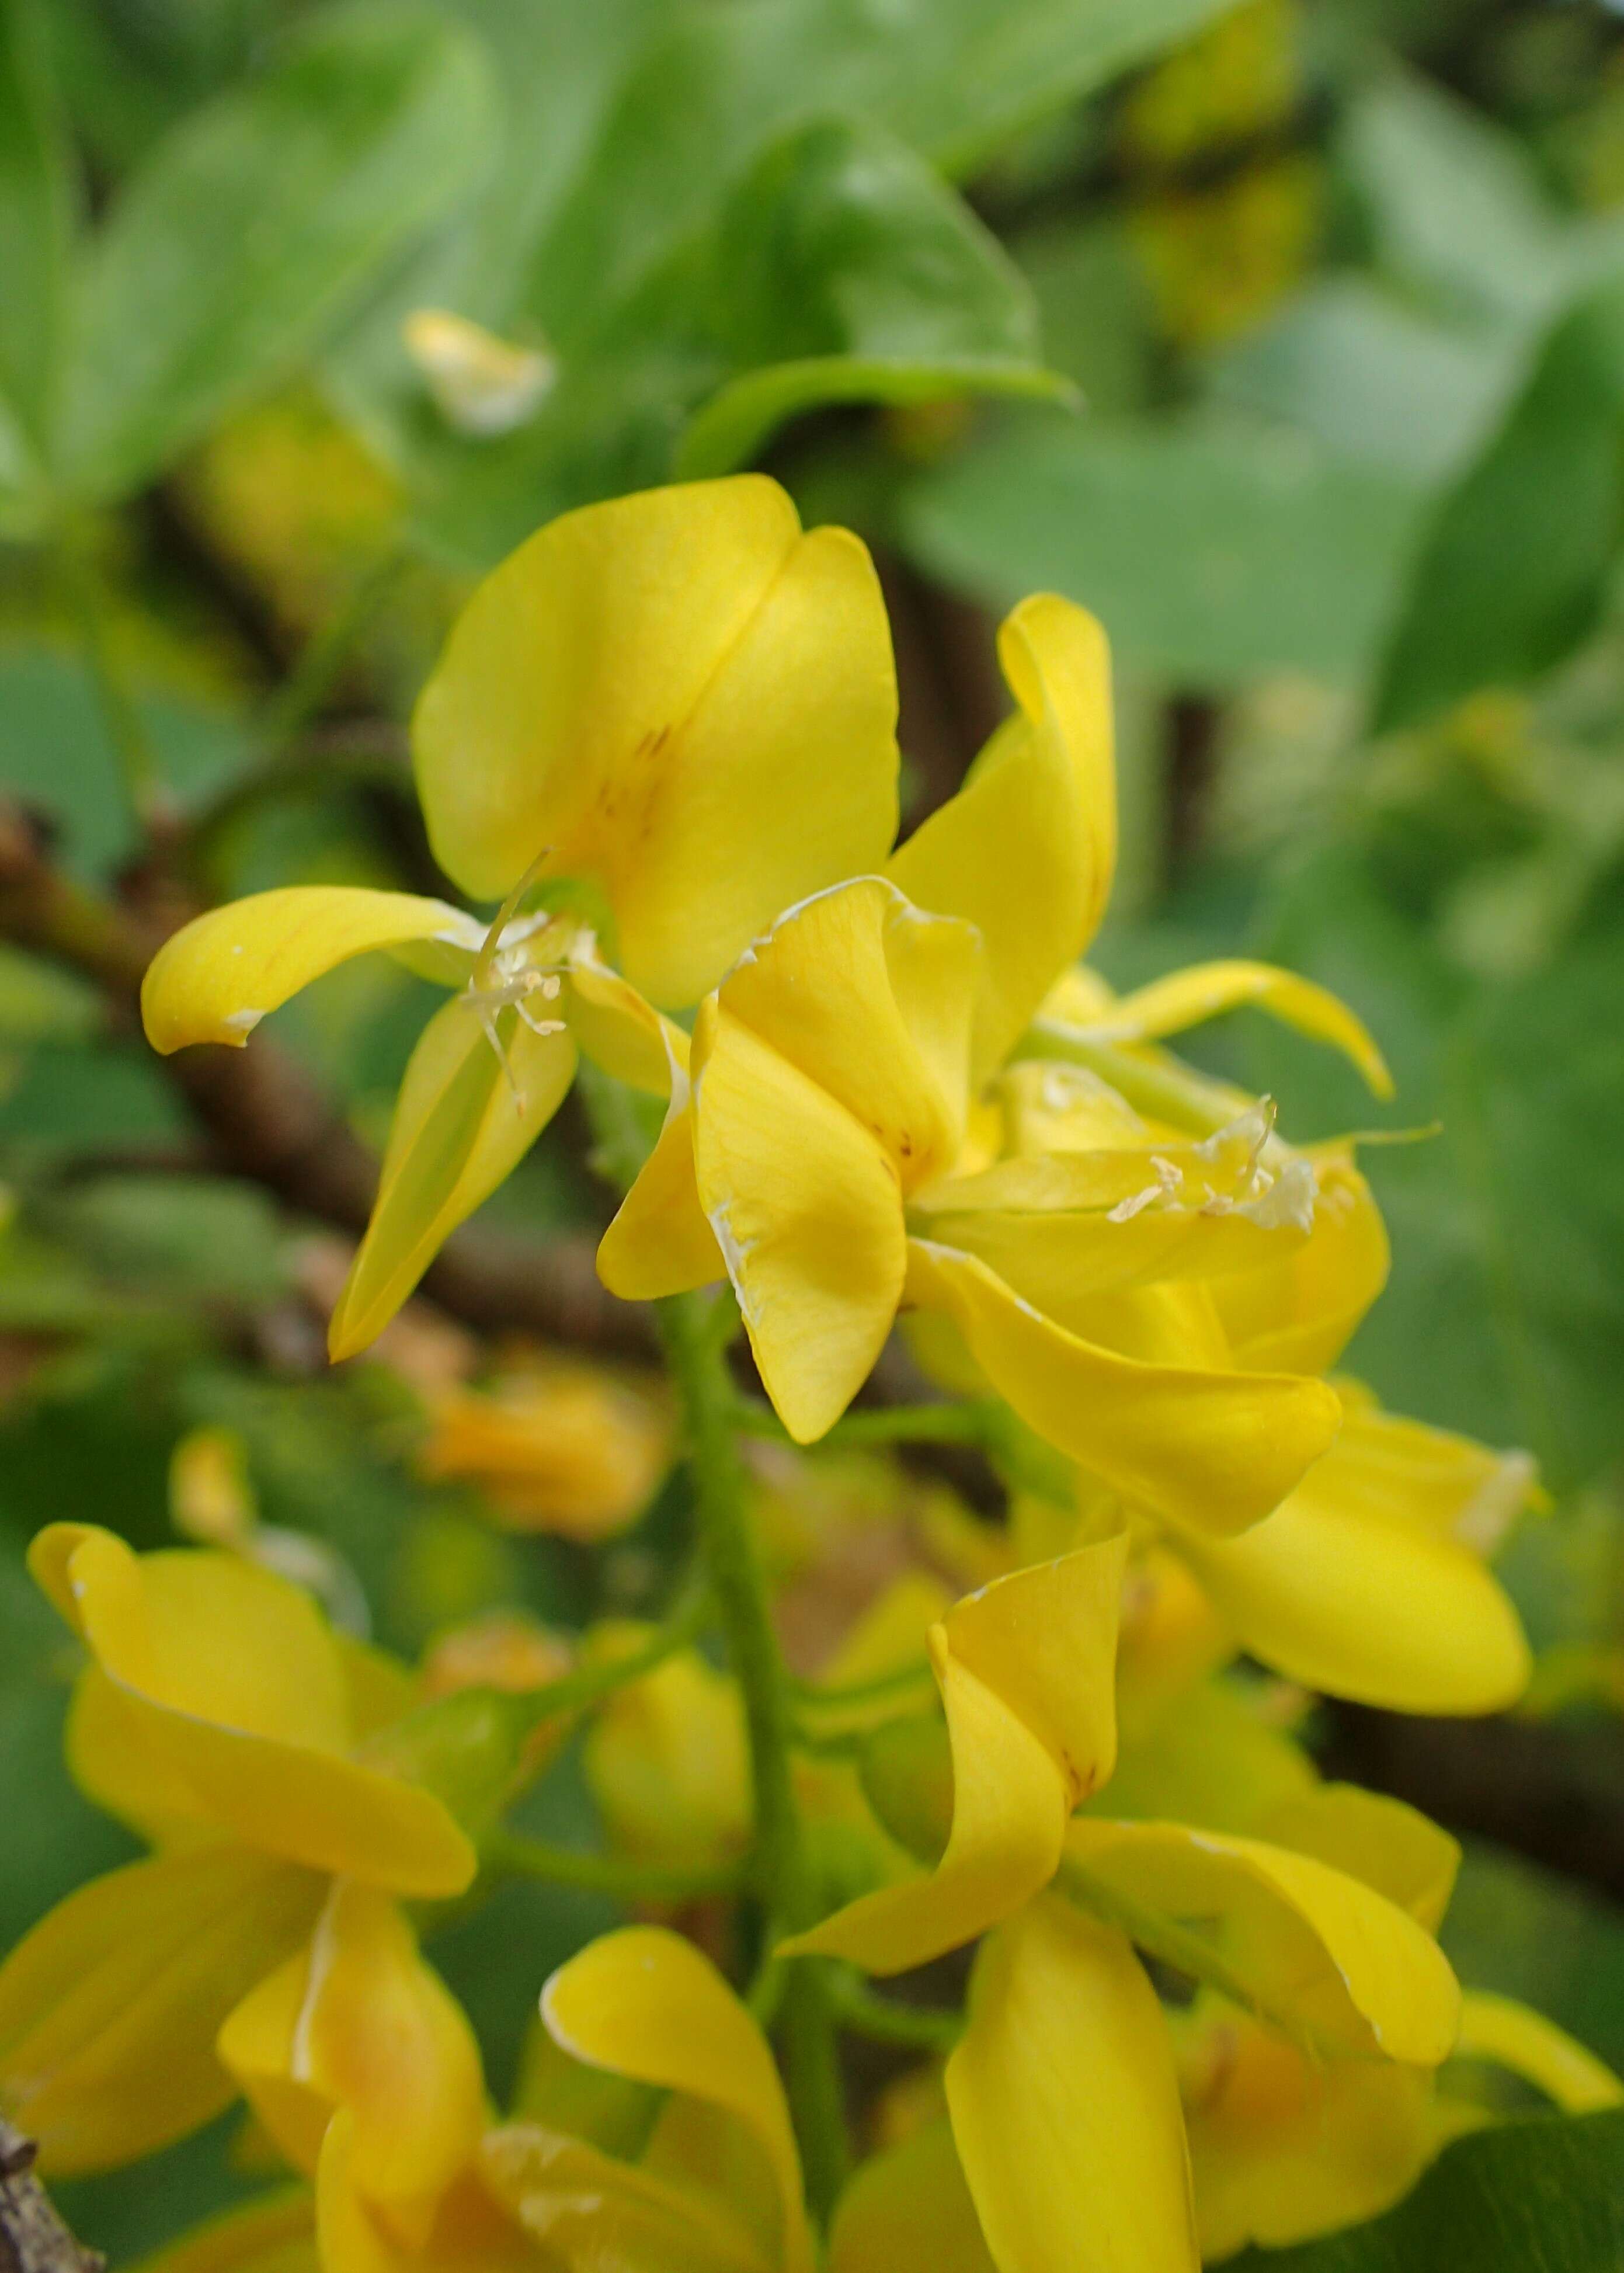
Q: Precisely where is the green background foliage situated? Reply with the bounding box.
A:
[2,0,1623,2262]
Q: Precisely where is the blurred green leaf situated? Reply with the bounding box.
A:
[1339,72,1574,334]
[43,1175,288,1306]
[59,2,496,502]
[1372,270,1624,731]
[1229,2111,1624,2271]
[1443,1843,1624,2076]
[1208,278,1514,484]
[679,116,1069,477]
[0,0,72,478]
[1011,218,1155,415]
[902,413,1426,686]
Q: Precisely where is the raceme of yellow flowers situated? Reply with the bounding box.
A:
[4,477,1617,2273]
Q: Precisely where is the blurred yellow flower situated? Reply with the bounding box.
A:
[142,476,899,1359]
[419,1358,672,1541]
[0,1525,472,2175]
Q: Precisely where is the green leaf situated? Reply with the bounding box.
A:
[0,0,72,476]
[901,413,1427,687]
[677,116,1069,478]
[1227,2111,1624,2272]
[1208,277,1515,484]
[527,0,1237,347]
[1338,73,1576,335]
[1371,270,1624,732]
[59,1,496,502]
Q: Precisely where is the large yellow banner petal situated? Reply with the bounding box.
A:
[413,477,897,1007]
[946,1902,1198,2273]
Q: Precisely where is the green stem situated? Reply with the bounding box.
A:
[498,1589,710,1739]
[657,1288,850,2216]
[826,1972,962,2054]
[491,1833,744,1904]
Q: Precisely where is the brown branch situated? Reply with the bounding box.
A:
[0,2122,102,2273]
[0,803,651,1355]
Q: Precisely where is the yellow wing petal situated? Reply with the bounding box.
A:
[888,596,1114,1082]
[1170,1458,1532,1713]
[329,996,577,1360]
[0,1846,323,2175]
[482,2122,770,2273]
[413,476,898,1007]
[784,1541,1125,1975]
[219,1885,484,2238]
[828,2122,995,2273]
[903,1239,1340,1535]
[693,1002,906,1444]
[565,941,688,1096]
[1076,961,1393,1097]
[142,888,475,1054]
[1258,1785,1461,1931]
[1452,1992,1624,2114]
[540,1926,811,2273]
[123,2189,317,2273]
[1211,1154,1389,1375]
[1062,1819,1461,2064]
[945,1902,1199,2273]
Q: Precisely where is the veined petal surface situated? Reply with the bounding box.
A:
[0,1845,323,2174]
[946,1901,1198,2273]
[142,888,474,1054]
[329,998,576,1360]
[888,596,1114,1083]
[413,477,898,1007]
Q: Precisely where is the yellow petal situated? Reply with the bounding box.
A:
[124,2189,317,2273]
[540,1926,812,2273]
[565,941,688,1096]
[1211,1154,1389,1375]
[945,1902,1198,2273]
[888,596,1114,1082]
[1176,1998,1433,2261]
[1101,1678,1317,1836]
[32,1526,475,1895]
[1452,1992,1624,2113]
[0,1845,324,2175]
[1257,1785,1460,1931]
[911,1110,1316,1309]
[596,1093,720,1301]
[784,1540,1125,1975]
[1062,1818,1461,2063]
[420,1363,672,1542]
[1074,961,1393,1097]
[692,1002,905,1444]
[716,878,979,1192]
[413,476,898,1007]
[903,1239,1340,1535]
[1319,1383,1542,1555]
[220,1885,484,2237]
[329,997,576,1361]
[319,2118,544,2273]
[141,889,476,1054]
[484,2122,769,2273]
[1170,1457,1532,1712]
[583,1638,750,1871]
[828,2121,995,2273]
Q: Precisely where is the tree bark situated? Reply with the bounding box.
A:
[0,2123,100,2273]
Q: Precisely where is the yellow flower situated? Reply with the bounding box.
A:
[582,1625,752,1872]
[419,1357,673,1541]
[781,1548,1467,2273]
[141,476,899,1358]
[600,594,1399,1532]
[0,1525,473,2174]
[483,1923,814,2273]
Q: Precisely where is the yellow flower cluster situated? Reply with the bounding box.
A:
[4,478,1616,2273]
